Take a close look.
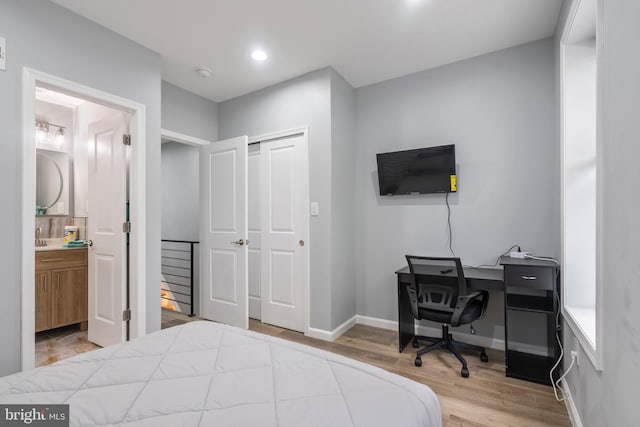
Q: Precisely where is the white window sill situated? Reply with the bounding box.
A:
[563,304,601,370]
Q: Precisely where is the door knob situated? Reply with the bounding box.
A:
[231,239,245,246]
[299,240,305,247]
[87,240,94,247]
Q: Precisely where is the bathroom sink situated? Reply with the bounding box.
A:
[35,238,86,251]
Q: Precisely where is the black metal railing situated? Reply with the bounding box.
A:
[161,239,198,316]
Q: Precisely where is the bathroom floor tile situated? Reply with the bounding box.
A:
[35,324,101,367]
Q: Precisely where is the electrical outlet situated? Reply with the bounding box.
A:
[0,37,6,71]
[310,202,319,216]
[571,342,580,367]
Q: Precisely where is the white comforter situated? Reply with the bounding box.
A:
[0,321,441,426]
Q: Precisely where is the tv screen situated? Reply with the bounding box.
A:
[376,144,456,195]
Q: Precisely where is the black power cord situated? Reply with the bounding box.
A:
[445,192,455,257]
[444,192,523,268]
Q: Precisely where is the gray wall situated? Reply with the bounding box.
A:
[161,142,200,241]
[0,0,162,376]
[354,39,558,341]
[559,0,640,425]
[161,81,218,142]
[218,68,334,331]
[329,69,357,329]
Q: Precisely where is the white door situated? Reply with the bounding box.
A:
[248,144,262,320]
[260,134,308,332]
[200,136,249,328]
[87,112,129,347]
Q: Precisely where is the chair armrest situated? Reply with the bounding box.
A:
[450,290,489,326]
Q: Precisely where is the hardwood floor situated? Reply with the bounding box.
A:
[161,309,571,427]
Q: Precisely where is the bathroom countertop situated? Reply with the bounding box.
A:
[35,238,88,252]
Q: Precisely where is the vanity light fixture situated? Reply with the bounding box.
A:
[54,127,65,146]
[36,122,49,142]
[35,120,66,146]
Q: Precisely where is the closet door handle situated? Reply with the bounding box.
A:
[44,276,47,293]
[56,273,60,290]
[230,239,245,246]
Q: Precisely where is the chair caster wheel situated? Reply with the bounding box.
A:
[461,367,469,378]
[415,357,422,367]
[412,339,420,348]
[480,351,488,363]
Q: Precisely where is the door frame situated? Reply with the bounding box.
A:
[160,128,209,317]
[248,126,310,335]
[161,128,211,147]
[21,67,147,370]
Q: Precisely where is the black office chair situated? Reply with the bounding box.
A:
[405,255,490,377]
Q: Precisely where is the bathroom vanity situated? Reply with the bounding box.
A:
[35,246,88,332]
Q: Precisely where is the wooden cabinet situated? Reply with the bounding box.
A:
[35,271,52,332]
[35,249,88,332]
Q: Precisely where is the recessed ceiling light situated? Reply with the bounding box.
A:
[251,50,268,61]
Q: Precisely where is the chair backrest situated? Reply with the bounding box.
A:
[405,255,467,320]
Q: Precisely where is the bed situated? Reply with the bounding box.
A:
[0,321,441,426]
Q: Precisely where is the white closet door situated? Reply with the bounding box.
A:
[199,136,249,329]
[260,133,308,332]
[87,112,129,348]
[248,144,262,320]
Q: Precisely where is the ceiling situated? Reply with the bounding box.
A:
[51,0,562,103]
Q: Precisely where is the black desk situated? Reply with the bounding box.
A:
[395,265,504,352]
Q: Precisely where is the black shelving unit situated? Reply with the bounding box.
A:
[500,256,561,385]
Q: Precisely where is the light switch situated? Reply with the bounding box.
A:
[0,37,6,71]
[310,202,319,216]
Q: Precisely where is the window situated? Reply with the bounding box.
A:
[560,0,601,369]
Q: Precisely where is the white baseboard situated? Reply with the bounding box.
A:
[414,324,504,351]
[355,315,397,331]
[307,315,357,342]
[354,315,504,351]
[561,379,584,427]
[307,327,332,341]
[307,314,505,351]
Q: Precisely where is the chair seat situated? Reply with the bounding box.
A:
[418,300,484,325]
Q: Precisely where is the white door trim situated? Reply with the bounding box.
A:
[21,67,147,371]
[248,127,307,145]
[161,128,211,146]
[249,126,310,336]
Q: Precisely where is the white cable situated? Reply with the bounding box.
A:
[525,254,560,265]
[464,244,521,269]
[554,356,576,397]
[549,289,577,401]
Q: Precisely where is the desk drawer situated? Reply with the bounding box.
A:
[504,266,553,290]
[36,249,87,270]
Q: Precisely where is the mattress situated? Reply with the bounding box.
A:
[0,321,441,427]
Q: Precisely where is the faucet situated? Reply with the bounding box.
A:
[35,227,47,247]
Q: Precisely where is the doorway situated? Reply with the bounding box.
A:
[199,127,310,334]
[21,68,147,371]
[159,129,209,321]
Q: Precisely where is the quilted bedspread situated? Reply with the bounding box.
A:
[0,321,441,426]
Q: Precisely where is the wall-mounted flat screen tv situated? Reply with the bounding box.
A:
[376,144,457,195]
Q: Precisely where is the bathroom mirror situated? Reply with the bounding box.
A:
[36,149,69,215]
